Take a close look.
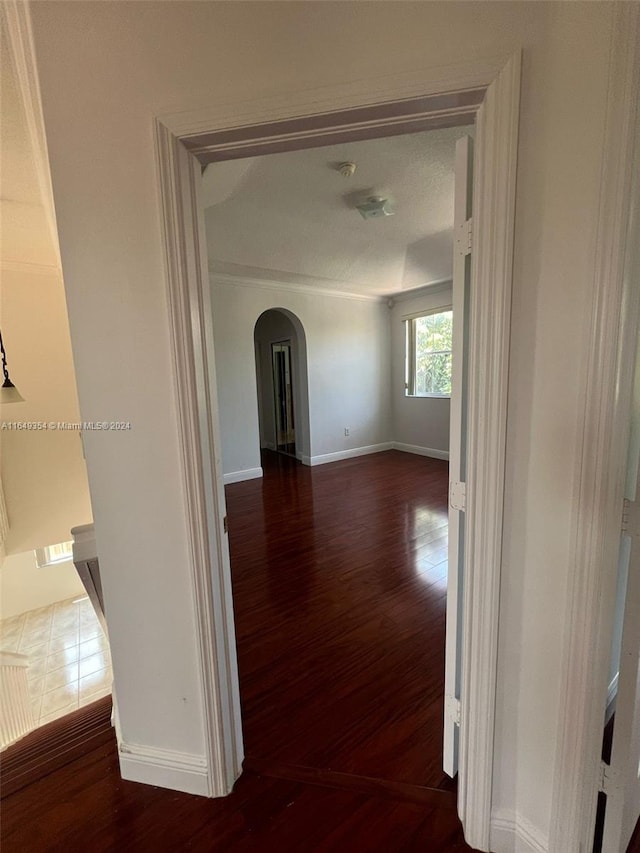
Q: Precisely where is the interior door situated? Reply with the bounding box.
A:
[443,134,473,778]
[272,341,296,455]
[601,325,640,851]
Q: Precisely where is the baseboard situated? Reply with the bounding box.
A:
[118,741,211,797]
[308,443,393,466]
[392,442,449,461]
[605,672,619,723]
[223,467,263,485]
[490,809,548,853]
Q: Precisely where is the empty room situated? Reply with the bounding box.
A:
[205,125,470,796]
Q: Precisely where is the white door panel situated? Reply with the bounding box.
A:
[444,135,473,778]
[602,325,640,851]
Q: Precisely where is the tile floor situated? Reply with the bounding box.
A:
[0,597,112,729]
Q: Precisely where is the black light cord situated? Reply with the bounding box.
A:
[0,331,15,387]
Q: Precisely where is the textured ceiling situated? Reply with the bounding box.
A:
[0,29,58,269]
[204,125,472,296]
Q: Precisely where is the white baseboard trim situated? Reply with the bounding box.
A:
[392,441,449,461]
[223,467,263,485]
[490,810,548,853]
[605,671,619,723]
[308,442,393,467]
[119,741,211,796]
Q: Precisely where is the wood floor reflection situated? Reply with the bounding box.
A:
[226,449,451,792]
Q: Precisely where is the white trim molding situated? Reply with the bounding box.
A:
[456,51,520,849]
[490,810,548,853]
[155,122,244,797]
[159,55,512,139]
[0,478,9,555]
[155,53,520,845]
[392,442,449,461]
[223,467,263,485]
[2,1,61,266]
[308,443,393,467]
[388,279,453,306]
[550,5,640,852]
[211,267,383,304]
[119,742,210,797]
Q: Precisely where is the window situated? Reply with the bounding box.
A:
[405,309,453,397]
[35,540,74,568]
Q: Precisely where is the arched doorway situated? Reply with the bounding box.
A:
[253,308,310,463]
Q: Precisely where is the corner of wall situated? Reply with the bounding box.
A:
[490,810,548,853]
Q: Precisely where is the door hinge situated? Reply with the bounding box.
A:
[456,217,472,256]
[622,497,640,536]
[622,498,631,534]
[599,760,616,795]
[223,516,228,534]
[450,481,466,512]
[445,694,461,726]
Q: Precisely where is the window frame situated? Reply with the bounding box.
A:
[35,540,74,568]
[404,306,453,398]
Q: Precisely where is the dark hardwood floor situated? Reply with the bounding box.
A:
[1,702,475,852]
[227,449,451,791]
[2,450,479,852]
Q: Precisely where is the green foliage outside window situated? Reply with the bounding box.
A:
[407,310,452,396]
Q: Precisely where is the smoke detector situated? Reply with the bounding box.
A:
[338,161,357,177]
[355,196,395,220]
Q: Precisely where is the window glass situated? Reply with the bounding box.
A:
[406,310,452,397]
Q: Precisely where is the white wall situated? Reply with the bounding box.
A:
[0,268,93,555]
[27,1,620,844]
[390,284,452,457]
[211,280,391,475]
[0,550,85,620]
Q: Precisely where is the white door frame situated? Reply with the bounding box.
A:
[550,6,640,851]
[155,54,520,849]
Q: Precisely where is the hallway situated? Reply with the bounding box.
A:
[227,449,451,793]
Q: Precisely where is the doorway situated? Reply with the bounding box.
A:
[254,308,309,461]
[156,56,520,847]
[272,342,295,455]
[211,126,467,797]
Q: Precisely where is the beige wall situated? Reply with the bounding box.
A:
[26,1,620,845]
[0,550,85,620]
[0,267,93,554]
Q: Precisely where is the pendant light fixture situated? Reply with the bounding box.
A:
[0,331,24,403]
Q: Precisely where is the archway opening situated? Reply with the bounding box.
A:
[253,308,310,464]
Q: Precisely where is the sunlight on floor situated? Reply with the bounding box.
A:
[0,598,111,729]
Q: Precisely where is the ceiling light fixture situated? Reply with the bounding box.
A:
[0,331,25,403]
[355,196,395,220]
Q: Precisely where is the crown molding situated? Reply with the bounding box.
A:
[387,279,453,305]
[210,268,386,304]
[209,264,453,306]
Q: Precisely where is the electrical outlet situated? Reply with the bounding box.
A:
[344,428,350,436]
